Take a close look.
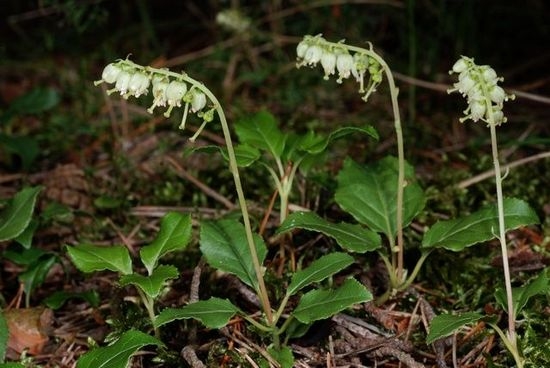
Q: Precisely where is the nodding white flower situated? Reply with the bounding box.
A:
[336,52,354,83]
[351,53,369,92]
[482,67,498,84]
[454,74,475,95]
[191,90,207,112]
[320,50,336,80]
[128,72,150,98]
[452,58,468,73]
[491,108,505,125]
[469,100,486,121]
[115,70,132,95]
[165,80,187,107]
[101,63,122,84]
[148,76,169,113]
[304,45,323,66]
[296,40,309,59]
[489,85,505,105]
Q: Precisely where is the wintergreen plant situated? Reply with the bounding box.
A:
[424,56,543,368]
[291,34,417,295]
[86,58,372,367]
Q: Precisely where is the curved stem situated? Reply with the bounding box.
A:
[346,45,406,284]
[129,62,274,325]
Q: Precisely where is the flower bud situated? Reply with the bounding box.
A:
[296,40,309,59]
[452,58,468,73]
[191,91,207,112]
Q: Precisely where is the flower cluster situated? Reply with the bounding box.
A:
[448,56,514,126]
[296,35,383,102]
[95,59,213,139]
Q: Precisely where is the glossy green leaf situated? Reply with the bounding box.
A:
[277,211,381,253]
[14,218,38,248]
[335,157,425,241]
[0,134,40,170]
[119,265,179,299]
[7,88,60,115]
[422,198,539,251]
[299,125,378,154]
[200,219,267,290]
[0,186,43,242]
[155,298,240,329]
[495,269,549,319]
[287,252,354,296]
[0,364,25,368]
[426,312,484,344]
[76,329,162,368]
[44,290,100,309]
[66,244,132,275]
[140,212,192,275]
[0,311,7,363]
[234,110,285,158]
[3,246,45,266]
[292,278,372,324]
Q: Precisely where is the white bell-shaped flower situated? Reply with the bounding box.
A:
[452,58,468,73]
[115,70,132,95]
[165,80,187,107]
[128,72,150,98]
[320,50,336,80]
[101,63,122,84]
[336,52,354,83]
[304,45,323,66]
[191,91,207,113]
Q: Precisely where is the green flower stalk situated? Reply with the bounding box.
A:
[95,58,274,324]
[296,35,407,286]
[448,56,522,367]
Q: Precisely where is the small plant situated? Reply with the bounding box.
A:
[83,58,372,367]
[425,56,546,368]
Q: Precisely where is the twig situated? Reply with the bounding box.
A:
[457,151,550,189]
[165,155,236,209]
[181,346,207,368]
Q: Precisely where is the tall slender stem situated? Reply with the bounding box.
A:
[146,65,274,324]
[489,123,515,343]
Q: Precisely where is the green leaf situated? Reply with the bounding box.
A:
[299,125,378,154]
[0,186,43,242]
[66,244,132,275]
[277,211,381,253]
[0,364,26,368]
[140,212,192,275]
[200,219,267,290]
[155,298,240,329]
[495,269,549,319]
[3,246,46,266]
[19,254,58,305]
[292,278,372,324]
[76,329,162,368]
[234,110,285,158]
[426,312,484,344]
[422,198,539,251]
[335,157,425,241]
[0,311,7,363]
[44,290,100,309]
[0,134,40,170]
[287,252,354,296]
[14,218,38,248]
[6,88,60,116]
[119,265,179,299]
[267,345,294,368]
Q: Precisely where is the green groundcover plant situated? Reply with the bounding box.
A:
[2,31,547,367]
